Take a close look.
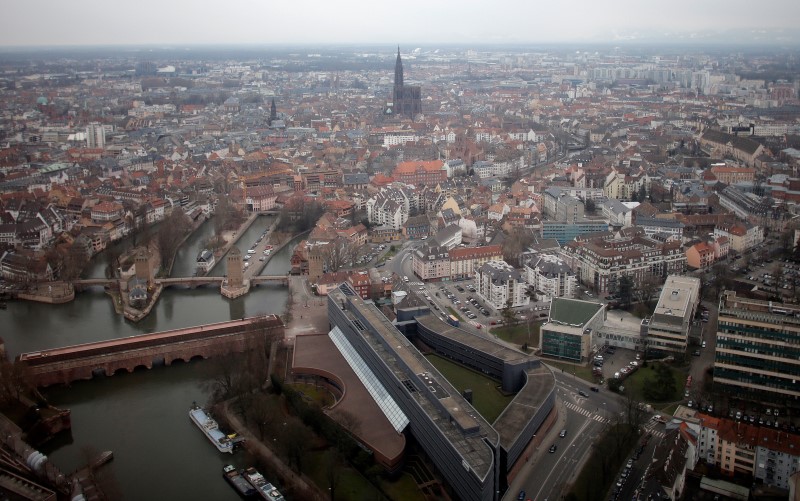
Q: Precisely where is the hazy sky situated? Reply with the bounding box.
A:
[2,0,799,47]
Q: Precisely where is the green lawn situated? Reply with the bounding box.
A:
[304,450,386,501]
[489,322,539,350]
[380,473,425,501]
[545,360,597,383]
[426,354,514,423]
[288,382,335,407]
[624,363,687,403]
[446,307,462,321]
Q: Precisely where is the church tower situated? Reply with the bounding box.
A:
[269,98,277,124]
[393,45,404,103]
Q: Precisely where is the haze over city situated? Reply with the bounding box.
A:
[2,0,800,47]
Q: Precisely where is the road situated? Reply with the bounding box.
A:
[508,371,627,501]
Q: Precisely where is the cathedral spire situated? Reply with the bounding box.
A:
[394,46,404,91]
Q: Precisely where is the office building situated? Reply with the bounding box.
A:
[714,291,800,404]
[326,284,555,501]
[644,275,700,356]
[540,298,605,362]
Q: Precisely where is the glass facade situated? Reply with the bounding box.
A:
[329,325,410,432]
[541,329,583,362]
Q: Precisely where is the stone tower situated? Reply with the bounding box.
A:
[134,249,153,284]
[227,247,243,287]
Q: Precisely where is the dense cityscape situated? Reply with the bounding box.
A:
[0,40,799,501]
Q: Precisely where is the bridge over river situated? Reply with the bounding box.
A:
[17,315,284,387]
[72,275,288,289]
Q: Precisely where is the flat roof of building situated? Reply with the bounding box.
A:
[415,314,530,365]
[330,287,497,481]
[653,275,699,320]
[549,298,603,327]
[292,333,406,464]
[492,364,554,448]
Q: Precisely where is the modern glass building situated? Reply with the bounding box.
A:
[540,298,606,362]
[714,291,800,405]
[327,284,555,501]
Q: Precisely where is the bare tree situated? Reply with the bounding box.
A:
[157,209,191,270]
[0,360,33,404]
[317,237,366,272]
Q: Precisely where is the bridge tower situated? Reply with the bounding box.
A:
[134,249,154,285]
[227,247,243,287]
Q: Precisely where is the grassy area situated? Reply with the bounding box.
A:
[445,307,462,321]
[624,363,687,403]
[426,354,514,423]
[545,360,597,383]
[489,322,539,350]
[304,449,387,501]
[288,382,335,407]
[568,424,640,501]
[380,473,425,501]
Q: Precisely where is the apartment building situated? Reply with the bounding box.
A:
[697,413,800,490]
[644,275,700,356]
[559,228,686,294]
[366,187,410,231]
[411,244,450,281]
[476,260,530,310]
[524,254,577,300]
[714,291,800,403]
[391,160,447,186]
[449,245,503,281]
[713,222,764,253]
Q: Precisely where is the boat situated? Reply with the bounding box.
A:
[244,467,285,501]
[223,465,256,498]
[189,403,234,454]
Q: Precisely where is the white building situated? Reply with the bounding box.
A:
[644,275,700,356]
[476,260,530,310]
[366,188,410,231]
[524,254,577,301]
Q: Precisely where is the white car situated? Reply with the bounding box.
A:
[403,276,409,282]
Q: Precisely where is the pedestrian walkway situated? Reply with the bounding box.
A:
[563,400,609,423]
[642,421,666,439]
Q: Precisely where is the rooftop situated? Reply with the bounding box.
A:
[329,287,498,481]
[548,298,603,327]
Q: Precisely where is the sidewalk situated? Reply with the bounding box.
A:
[506,398,566,489]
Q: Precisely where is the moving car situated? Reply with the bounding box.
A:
[559,429,567,438]
[549,444,557,453]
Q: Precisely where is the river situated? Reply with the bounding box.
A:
[2,219,301,501]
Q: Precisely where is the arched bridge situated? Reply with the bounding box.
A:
[17,315,285,387]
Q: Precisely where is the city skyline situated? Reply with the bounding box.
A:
[2,0,800,47]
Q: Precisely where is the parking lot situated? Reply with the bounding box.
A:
[416,278,552,330]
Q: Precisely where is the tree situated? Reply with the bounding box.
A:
[502,227,536,268]
[584,198,596,214]
[639,276,661,305]
[638,184,647,202]
[283,420,311,471]
[157,209,191,270]
[317,237,368,272]
[642,363,676,401]
[617,275,633,307]
[501,298,517,326]
[0,360,33,404]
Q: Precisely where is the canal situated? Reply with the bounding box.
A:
[2,227,302,501]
